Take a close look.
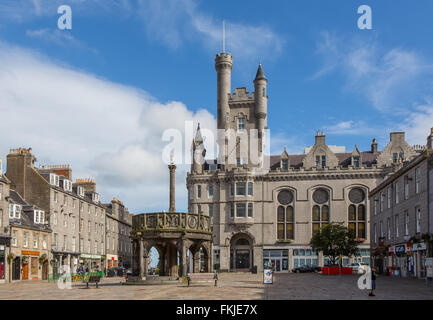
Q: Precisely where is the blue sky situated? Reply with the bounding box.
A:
[1,0,433,213]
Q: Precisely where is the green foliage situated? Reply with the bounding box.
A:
[309,224,359,266]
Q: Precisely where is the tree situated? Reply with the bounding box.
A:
[310,224,359,267]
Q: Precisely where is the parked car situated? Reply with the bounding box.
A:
[345,262,369,274]
[107,267,127,277]
[292,265,321,273]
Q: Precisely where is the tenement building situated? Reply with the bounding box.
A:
[187,51,422,273]
[104,197,133,269]
[0,160,11,283]
[8,190,52,281]
[5,148,106,274]
[370,129,433,278]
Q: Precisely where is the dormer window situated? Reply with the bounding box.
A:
[92,193,99,203]
[238,118,245,132]
[50,173,60,187]
[281,159,289,171]
[34,210,45,224]
[353,156,360,168]
[63,179,72,192]
[77,186,84,198]
[393,153,404,164]
[9,204,21,219]
[316,155,326,168]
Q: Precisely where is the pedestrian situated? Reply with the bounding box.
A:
[369,267,377,297]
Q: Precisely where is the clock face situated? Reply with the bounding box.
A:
[313,188,329,204]
[277,190,293,205]
[349,188,365,204]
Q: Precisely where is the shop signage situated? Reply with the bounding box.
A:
[21,250,40,256]
[388,246,395,254]
[412,243,426,251]
[0,245,4,251]
[263,269,273,284]
[80,254,101,259]
[395,245,406,254]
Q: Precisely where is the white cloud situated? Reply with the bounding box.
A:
[136,0,284,61]
[26,28,97,53]
[311,32,433,112]
[0,41,216,213]
[402,100,433,146]
[324,120,377,136]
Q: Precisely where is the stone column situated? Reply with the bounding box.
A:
[193,250,201,272]
[139,239,144,278]
[180,240,187,277]
[168,162,176,213]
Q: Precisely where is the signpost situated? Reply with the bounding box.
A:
[264,269,273,284]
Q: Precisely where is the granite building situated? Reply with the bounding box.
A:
[5,148,106,273]
[104,197,133,269]
[187,52,421,273]
[370,129,433,278]
[0,160,11,283]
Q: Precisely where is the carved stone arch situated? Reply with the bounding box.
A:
[272,186,297,203]
[307,184,333,202]
[225,231,256,246]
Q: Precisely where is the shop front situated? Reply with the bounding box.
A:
[21,250,41,281]
[80,254,102,272]
[263,249,289,273]
[412,242,428,278]
[107,254,118,269]
[0,236,10,283]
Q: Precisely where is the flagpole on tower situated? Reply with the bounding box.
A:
[222,19,225,53]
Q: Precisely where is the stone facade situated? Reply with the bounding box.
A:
[370,134,433,278]
[5,148,106,273]
[187,52,425,274]
[0,162,11,283]
[104,198,133,269]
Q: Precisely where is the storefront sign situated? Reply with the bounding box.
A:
[264,269,273,284]
[388,246,395,254]
[0,245,4,251]
[412,243,426,251]
[80,254,102,259]
[395,245,406,254]
[21,250,40,256]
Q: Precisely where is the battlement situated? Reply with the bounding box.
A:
[413,145,426,152]
[229,87,254,102]
[9,148,32,155]
[215,52,232,59]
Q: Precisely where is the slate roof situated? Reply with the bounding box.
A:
[9,190,52,232]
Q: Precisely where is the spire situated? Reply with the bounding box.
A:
[255,64,266,81]
[194,123,203,143]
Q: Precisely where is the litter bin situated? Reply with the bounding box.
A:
[252,266,257,274]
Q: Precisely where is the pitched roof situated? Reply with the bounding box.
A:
[255,64,266,81]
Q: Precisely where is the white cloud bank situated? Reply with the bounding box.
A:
[0,42,216,212]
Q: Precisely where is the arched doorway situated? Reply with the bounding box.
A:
[149,247,160,275]
[230,234,253,272]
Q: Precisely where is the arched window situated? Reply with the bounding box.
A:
[312,188,330,236]
[348,188,367,239]
[277,190,295,240]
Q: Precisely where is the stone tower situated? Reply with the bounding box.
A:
[215,53,233,130]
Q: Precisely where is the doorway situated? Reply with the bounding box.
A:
[22,259,28,280]
[12,257,20,280]
[230,234,253,272]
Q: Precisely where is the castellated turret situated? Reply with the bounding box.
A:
[254,64,268,137]
[215,53,233,129]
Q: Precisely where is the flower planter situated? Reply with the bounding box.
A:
[322,266,340,275]
[341,267,353,275]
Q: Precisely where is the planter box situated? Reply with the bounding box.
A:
[341,267,353,275]
[322,267,340,275]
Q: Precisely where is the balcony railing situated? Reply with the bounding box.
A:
[132,212,211,234]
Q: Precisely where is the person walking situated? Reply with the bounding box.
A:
[369,267,377,297]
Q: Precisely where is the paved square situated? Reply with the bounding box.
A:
[0,273,264,300]
[0,273,432,300]
[265,273,433,300]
